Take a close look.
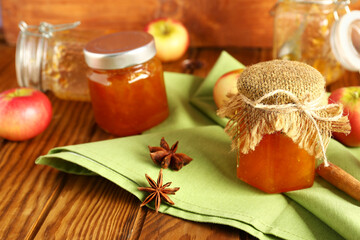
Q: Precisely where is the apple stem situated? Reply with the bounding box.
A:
[161,22,171,35]
[352,91,360,99]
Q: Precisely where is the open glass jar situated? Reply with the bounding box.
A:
[84,31,169,137]
[273,0,360,85]
[16,21,106,101]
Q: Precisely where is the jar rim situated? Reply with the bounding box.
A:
[83,31,156,70]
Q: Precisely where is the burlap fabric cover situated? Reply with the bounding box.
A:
[218,60,350,160]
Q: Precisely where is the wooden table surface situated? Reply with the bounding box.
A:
[0,39,359,240]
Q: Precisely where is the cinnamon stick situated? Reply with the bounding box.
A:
[316,162,360,202]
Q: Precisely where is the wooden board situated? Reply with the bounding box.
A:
[4,0,360,47]
[2,0,276,47]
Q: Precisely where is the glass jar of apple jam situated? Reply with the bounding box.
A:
[83,31,169,137]
[16,21,107,101]
[237,133,316,193]
[272,0,360,85]
[218,60,350,193]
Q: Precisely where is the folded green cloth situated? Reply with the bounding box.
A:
[37,51,360,240]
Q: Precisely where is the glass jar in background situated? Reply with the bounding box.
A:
[16,21,107,101]
[83,31,169,137]
[273,0,359,85]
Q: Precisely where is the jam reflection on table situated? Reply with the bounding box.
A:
[87,57,169,137]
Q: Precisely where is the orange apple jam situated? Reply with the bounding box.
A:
[237,132,315,193]
[87,57,168,136]
[84,31,169,136]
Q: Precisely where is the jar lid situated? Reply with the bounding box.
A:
[83,31,156,70]
[331,10,360,71]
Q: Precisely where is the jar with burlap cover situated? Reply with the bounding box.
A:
[218,60,350,164]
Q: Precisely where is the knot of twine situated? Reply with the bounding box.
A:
[239,89,343,167]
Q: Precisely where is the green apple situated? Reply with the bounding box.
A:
[145,18,189,62]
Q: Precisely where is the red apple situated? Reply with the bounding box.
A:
[329,86,360,147]
[213,69,244,108]
[145,18,189,62]
[0,88,52,141]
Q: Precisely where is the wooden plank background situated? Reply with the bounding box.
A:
[3,0,360,47]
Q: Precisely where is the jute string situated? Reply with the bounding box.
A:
[238,89,344,167]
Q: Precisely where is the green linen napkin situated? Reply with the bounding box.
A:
[36,52,360,240]
[191,52,245,127]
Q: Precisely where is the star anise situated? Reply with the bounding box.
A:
[138,169,180,213]
[148,137,193,171]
